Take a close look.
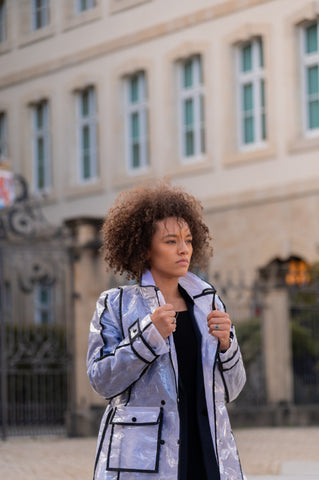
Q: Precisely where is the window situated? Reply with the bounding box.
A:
[237,37,266,149]
[0,111,7,163]
[0,0,6,42]
[301,21,319,135]
[125,71,149,172]
[31,101,51,192]
[76,87,98,182]
[76,0,95,13]
[34,285,53,324]
[32,0,50,30]
[178,55,205,161]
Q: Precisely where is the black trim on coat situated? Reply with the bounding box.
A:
[193,286,216,299]
[220,345,239,365]
[216,350,230,403]
[221,356,241,372]
[98,294,109,359]
[129,319,160,361]
[93,407,114,479]
[119,287,125,338]
[106,407,163,474]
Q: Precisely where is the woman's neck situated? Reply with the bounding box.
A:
[151,273,187,311]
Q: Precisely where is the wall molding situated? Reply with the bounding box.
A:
[0,0,272,90]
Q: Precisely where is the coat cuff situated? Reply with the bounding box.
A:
[218,335,241,372]
[128,315,169,363]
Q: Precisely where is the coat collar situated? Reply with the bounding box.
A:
[140,270,215,299]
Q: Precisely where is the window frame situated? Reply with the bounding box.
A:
[76,86,98,184]
[300,20,319,138]
[236,37,267,151]
[177,54,205,163]
[124,71,149,174]
[31,0,50,31]
[31,100,51,194]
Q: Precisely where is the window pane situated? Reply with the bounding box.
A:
[183,60,193,88]
[185,131,194,157]
[40,311,50,324]
[243,84,253,111]
[200,95,205,153]
[198,56,203,84]
[37,138,45,189]
[305,23,318,54]
[130,112,139,139]
[132,143,140,168]
[39,286,49,304]
[83,153,91,178]
[81,91,90,117]
[82,125,90,150]
[244,117,254,143]
[258,37,264,68]
[130,76,139,103]
[260,79,265,107]
[307,65,319,95]
[36,104,44,129]
[241,43,252,72]
[77,0,96,12]
[309,101,319,129]
[0,0,6,42]
[0,112,6,158]
[260,79,266,139]
[261,113,266,140]
[184,99,193,126]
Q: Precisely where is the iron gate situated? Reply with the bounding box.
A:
[290,301,319,404]
[0,177,73,438]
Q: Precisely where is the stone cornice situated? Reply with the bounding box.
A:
[203,178,319,214]
[0,0,272,90]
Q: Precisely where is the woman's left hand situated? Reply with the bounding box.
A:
[207,309,231,352]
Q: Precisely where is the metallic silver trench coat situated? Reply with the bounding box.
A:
[87,270,247,480]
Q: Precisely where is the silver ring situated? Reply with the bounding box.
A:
[215,324,220,330]
[172,319,176,325]
[173,327,176,332]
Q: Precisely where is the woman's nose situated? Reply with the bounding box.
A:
[178,240,190,253]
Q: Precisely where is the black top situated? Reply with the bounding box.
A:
[173,287,220,480]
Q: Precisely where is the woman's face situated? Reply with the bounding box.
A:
[148,217,193,282]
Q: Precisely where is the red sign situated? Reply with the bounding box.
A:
[0,170,15,208]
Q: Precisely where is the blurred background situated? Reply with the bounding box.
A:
[0,0,319,442]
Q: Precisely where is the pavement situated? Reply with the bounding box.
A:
[0,427,319,479]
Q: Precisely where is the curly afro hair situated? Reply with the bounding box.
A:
[101,180,213,281]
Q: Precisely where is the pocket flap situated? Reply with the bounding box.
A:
[111,406,161,425]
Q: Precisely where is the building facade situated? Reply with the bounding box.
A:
[1,0,319,434]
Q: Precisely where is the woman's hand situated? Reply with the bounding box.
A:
[207,309,231,352]
[151,304,176,339]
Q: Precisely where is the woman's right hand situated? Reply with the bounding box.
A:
[151,304,176,339]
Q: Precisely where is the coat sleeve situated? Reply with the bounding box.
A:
[215,294,246,403]
[86,290,169,399]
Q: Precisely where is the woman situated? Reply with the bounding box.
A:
[87,182,246,480]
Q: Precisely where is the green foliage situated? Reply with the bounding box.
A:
[235,317,262,366]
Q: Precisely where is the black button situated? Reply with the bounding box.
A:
[160,439,165,445]
[132,417,137,422]
[161,400,166,405]
[177,439,180,445]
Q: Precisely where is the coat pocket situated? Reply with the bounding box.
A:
[107,405,163,473]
